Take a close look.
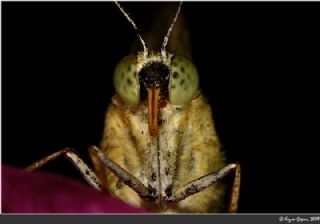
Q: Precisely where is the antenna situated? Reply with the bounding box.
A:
[161,1,182,58]
[114,1,148,57]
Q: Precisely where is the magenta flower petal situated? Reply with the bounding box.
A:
[2,164,147,213]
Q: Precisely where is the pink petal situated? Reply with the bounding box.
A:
[2,164,147,213]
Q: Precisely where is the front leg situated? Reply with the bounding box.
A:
[89,145,157,202]
[166,163,241,213]
[26,148,102,191]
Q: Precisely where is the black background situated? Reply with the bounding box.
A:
[2,2,320,213]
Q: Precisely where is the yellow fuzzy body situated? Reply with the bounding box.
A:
[99,92,226,212]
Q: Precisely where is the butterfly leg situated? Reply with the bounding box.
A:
[167,163,240,213]
[228,162,241,213]
[89,145,156,201]
[26,148,102,191]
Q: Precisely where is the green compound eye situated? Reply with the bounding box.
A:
[113,55,139,105]
[169,56,199,105]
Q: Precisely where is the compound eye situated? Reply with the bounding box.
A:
[113,55,139,105]
[169,56,199,105]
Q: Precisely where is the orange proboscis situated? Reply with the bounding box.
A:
[147,87,160,137]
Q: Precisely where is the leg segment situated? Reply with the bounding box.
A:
[88,146,108,192]
[228,163,241,213]
[169,163,237,203]
[26,148,102,191]
[89,145,155,201]
[165,162,241,212]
